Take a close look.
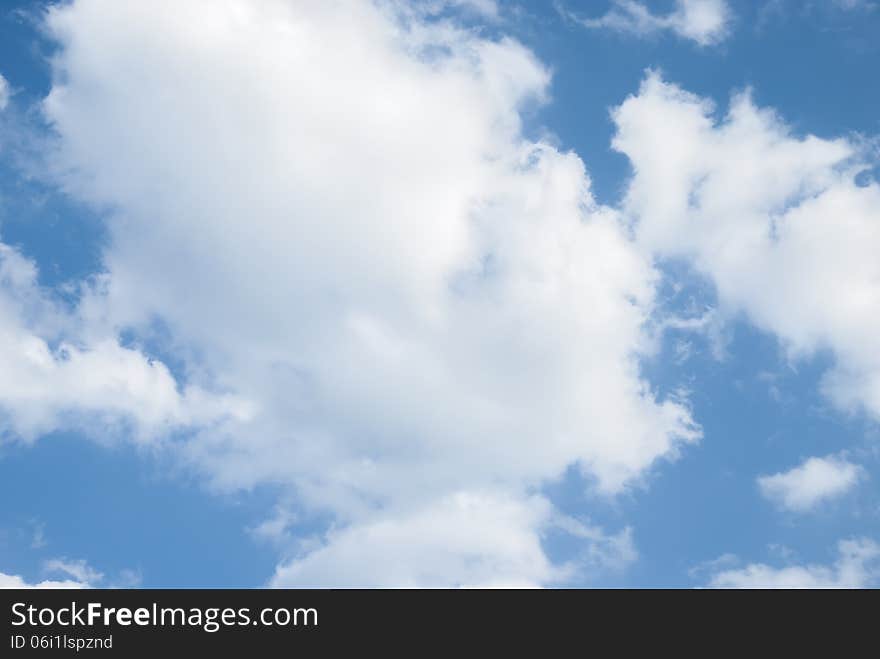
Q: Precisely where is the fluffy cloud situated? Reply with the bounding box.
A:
[37,0,700,586]
[613,72,880,422]
[708,538,880,588]
[758,455,864,512]
[272,492,559,588]
[0,243,249,443]
[271,492,637,587]
[560,0,732,46]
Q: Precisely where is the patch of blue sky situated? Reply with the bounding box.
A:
[0,433,281,587]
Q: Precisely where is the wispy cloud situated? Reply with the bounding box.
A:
[0,73,9,110]
[43,558,104,586]
[832,0,877,12]
[557,0,732,46]
[30,520,47,549]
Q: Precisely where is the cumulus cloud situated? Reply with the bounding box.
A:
[271,493,637,587]
[758,455,864,512]
[37,0,700,586]
[559,0,732,46]
[708,538,880,588]
[613,72,880,422]
[272,492,559,588]
[0,242,251,443]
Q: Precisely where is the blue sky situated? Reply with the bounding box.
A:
[1,0,879,588]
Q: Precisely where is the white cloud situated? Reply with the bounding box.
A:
[271,492,637,587]
[687,552,739,579]
[37,0,700,586]
[560,0,732,46]
[758,455,863,512]
[42,558,103,585]
[0,558,115,589]
[0,73,9,111]
[708,538,880,588]
[249,505,300,548]
[271,492,559,588]
[612,72,880,422]
[0,572,88,589]
[552,515,638,574]
[0,242,252,443]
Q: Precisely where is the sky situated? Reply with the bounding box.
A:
[0,0,879,589]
